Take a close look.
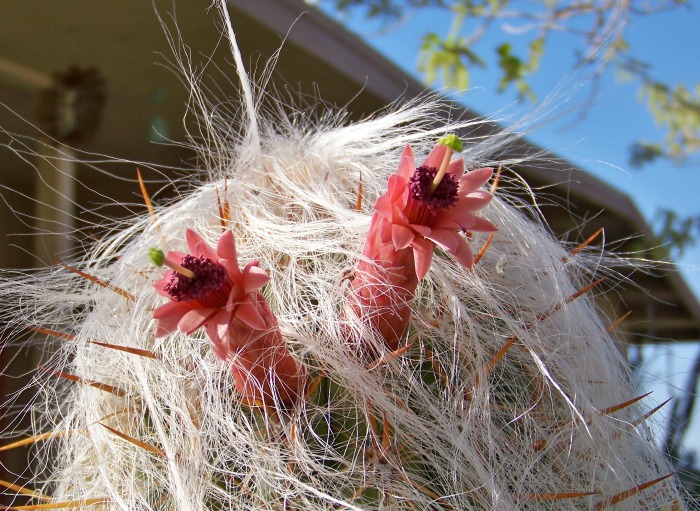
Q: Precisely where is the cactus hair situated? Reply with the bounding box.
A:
[0,2,688,510]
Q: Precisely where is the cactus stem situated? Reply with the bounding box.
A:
[391,395,411,414]
[0,479,49,501]
[664,499,683,511]
[58,262,137,302]
[99,423,165,457]
[565,227,604,261]
[599,391,652,416]
[522,491,599,501]
[222,474,267,507]
[606,310,632,333]
[472,231,496,266]
[137,168,156,220]
[522,363,546,411]
[355,173,363,211]
[90,341,161,360]
[592,472,674,510]
[0,430,71,452]
[40,367,125,397]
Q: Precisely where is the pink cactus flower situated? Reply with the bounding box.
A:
[153,229,269,341]
[153,229,306,406]
[350,143,496,352]
[374,143,496,279]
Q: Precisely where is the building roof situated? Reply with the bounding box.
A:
[0,0,698,342]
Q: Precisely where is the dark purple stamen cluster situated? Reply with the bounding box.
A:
[165,255,227,302]
[409,165,459,211]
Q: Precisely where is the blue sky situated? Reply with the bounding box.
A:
[316,1,700,458]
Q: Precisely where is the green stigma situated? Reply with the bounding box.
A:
[439,134,463,152]
[149,248,165,267]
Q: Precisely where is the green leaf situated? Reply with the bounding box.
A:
[629,142,663,167]
[638,79,700,163]
[653,209,700,257]
[495,42,537,101]
[496,43,522,83]
[527,37,544,72]
[418,32,484,89]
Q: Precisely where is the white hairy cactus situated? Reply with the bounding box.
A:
[0,3,688,510]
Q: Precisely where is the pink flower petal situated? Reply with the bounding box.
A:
[236,300,267,330]
[178,307,217,334]
[397,145,415,178]
[168,250,187,262]
[185,229,218,261]
[423,143,447,169]
[205,309,234,360]
[374,195,392,218]
[216,230,242,278]
[447,158,465,179]
[470,216,498,233]
[457,192,493,213]
[392,176,410,210]
[206,328,229,360]
[376,174,408,216]
[392,224,415,250]
[377,217,393,245]
[216,321,232,345]
[153,301,190,337]
[241,263,270,293]
[450,236,475,269]
[459,167,493,191]
[155,321,179,339]
[153,270,175,297]
[427,228,460,252]
[378,241,400,262]
[432,206,472,229]
[153,300,187,317]
[411,237,435,279]
[410,224,432,237]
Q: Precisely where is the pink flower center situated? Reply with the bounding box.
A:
[409,165,458,212]
[164,255,230,305]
